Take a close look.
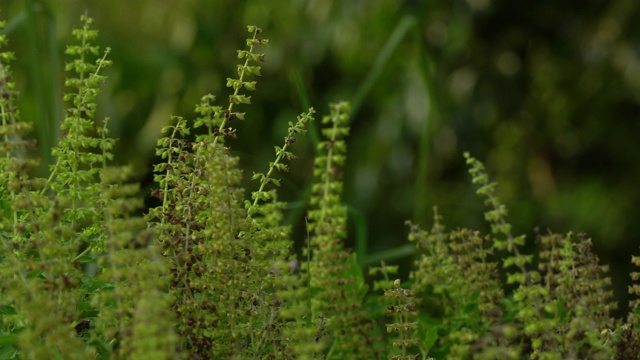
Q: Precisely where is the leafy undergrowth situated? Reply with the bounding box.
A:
[1,14,640,360]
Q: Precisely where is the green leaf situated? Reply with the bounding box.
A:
[245,66,262,76]
[506,272,525,284]
[0,305,16,315]
[346,253,369,301]
[0,334,18,360]
[0,343,17,360]
[88,339,111,358]
[462,291,480,316]
[0,198,10,217]
[26,270,43,279]
[420,326,439,355]
[75,255,95,264]
[160,126,174,135]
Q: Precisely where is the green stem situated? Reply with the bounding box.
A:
[212,28,260,148]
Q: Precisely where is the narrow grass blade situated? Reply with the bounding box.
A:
[25,0,52,167]
[348,205,368,268]
[350,15,416,118]
[290,68,321,152]
[411,17,440,224]
[363,244,416,266]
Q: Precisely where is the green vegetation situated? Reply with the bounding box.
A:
[3,11,640,360]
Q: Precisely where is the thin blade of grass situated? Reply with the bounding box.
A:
[350,15,416,118]
[363,244,416,266]
[348,205,368,268]
[1,11,27,34]
[25,0,55,168]
[43,3,62,152]
[290,68,320,152]
[411,16,440,225]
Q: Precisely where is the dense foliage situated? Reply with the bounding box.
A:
[3,14,640,359]
[4,1,640,313]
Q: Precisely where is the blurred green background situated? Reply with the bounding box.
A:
[3,0,640,316]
